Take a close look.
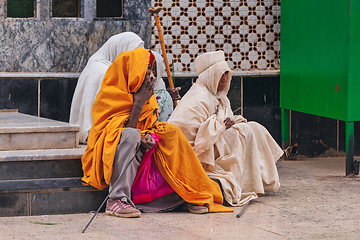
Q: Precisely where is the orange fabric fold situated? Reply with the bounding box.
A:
[153,122,232,212]
[81,48,232,213]
[81,48,157,190]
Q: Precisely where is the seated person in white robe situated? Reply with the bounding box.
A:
[168,51,284,206]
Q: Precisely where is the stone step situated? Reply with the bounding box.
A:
[0,112,80,151]
[0,177,107,217]
[0,146,86,180]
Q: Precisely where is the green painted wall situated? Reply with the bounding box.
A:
[280,0,360,121]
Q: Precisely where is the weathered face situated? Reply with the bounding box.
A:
[217,71,228,93]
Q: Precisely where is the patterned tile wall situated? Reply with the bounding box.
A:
[151,0,280,73]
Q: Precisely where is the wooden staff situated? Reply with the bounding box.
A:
[148,7,177,106]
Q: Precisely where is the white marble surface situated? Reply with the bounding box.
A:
[0,112,80,150]
[0,145,86,162]
[0,112,79,133]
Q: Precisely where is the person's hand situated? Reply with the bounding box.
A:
[141,133,155,151]
[126,69,156,128]
[166,87,181,101]
[224,117,235,129]
[133,71,156,107]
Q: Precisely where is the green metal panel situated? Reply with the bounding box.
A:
[348,0,360,121]
[280,0,360,122]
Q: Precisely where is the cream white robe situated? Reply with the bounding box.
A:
[168,52,283,206]
[153,51,174,122]
[69,32,144,143]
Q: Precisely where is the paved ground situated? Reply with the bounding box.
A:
[1,156,359,240]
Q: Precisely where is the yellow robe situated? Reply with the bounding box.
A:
[81,48,232,213]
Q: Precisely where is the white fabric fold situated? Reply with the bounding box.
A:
[152,51,174,122]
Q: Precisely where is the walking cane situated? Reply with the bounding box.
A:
[236,199,252,218]
[148,7,177,106]
[82,151,139,233]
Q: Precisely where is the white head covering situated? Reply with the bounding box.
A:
[195,50,234,97]
[151,51,167,90]
[169,51,238,157]
[70,32,145,143]
[151,50,174,121]
[88,32,145,64]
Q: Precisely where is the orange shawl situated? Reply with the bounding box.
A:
[81,48,232,213]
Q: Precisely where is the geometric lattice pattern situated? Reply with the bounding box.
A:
[151,0,280,73]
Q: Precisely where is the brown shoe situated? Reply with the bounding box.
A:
[181,202,208,214]
[105,199,141,218]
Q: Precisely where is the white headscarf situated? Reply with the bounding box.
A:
[152,51,167,90]
[69,32,144,143]
[151,50,174,121]
[87,32,145,65]
[169,50,240,154]
[195,50,234,97]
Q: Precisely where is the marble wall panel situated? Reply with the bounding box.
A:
[242,76,281,144]
[227,76,242,113]
[0,79,38,116]
[162,76,194,99]
[123,0,151,20]
[243,76,279,107]
[0,0,151,72]
[40,78,77,122]
[0,20,150,72]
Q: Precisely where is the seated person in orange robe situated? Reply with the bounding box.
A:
[81,48,232,218]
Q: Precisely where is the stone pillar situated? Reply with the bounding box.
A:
[0,0,5,21]
[37,0,50,21]
[84,0,95,21]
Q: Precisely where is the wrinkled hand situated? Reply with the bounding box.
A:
[166,87,181,101]
[126,70,156,128]
[141,133,155,151]
[133,77,155,107]
[224,117,235,129]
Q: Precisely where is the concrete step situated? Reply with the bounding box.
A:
[0,112,80,151]
[0,146,86,180]
[0,177,107,217]
[0,112,106,217]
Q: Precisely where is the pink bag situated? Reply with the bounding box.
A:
[131,133,175,204]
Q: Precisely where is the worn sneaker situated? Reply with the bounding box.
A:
[181,202,209,214]
[105,199,141,218]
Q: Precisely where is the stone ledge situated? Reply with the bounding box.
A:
[0,72,81,79]
[0,177,103,194]
[0,112,79,134]
[0,178,107,217]
[0,146,86,162]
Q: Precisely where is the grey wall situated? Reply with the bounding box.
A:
[0,0,152,122]
[0,0,152,72]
